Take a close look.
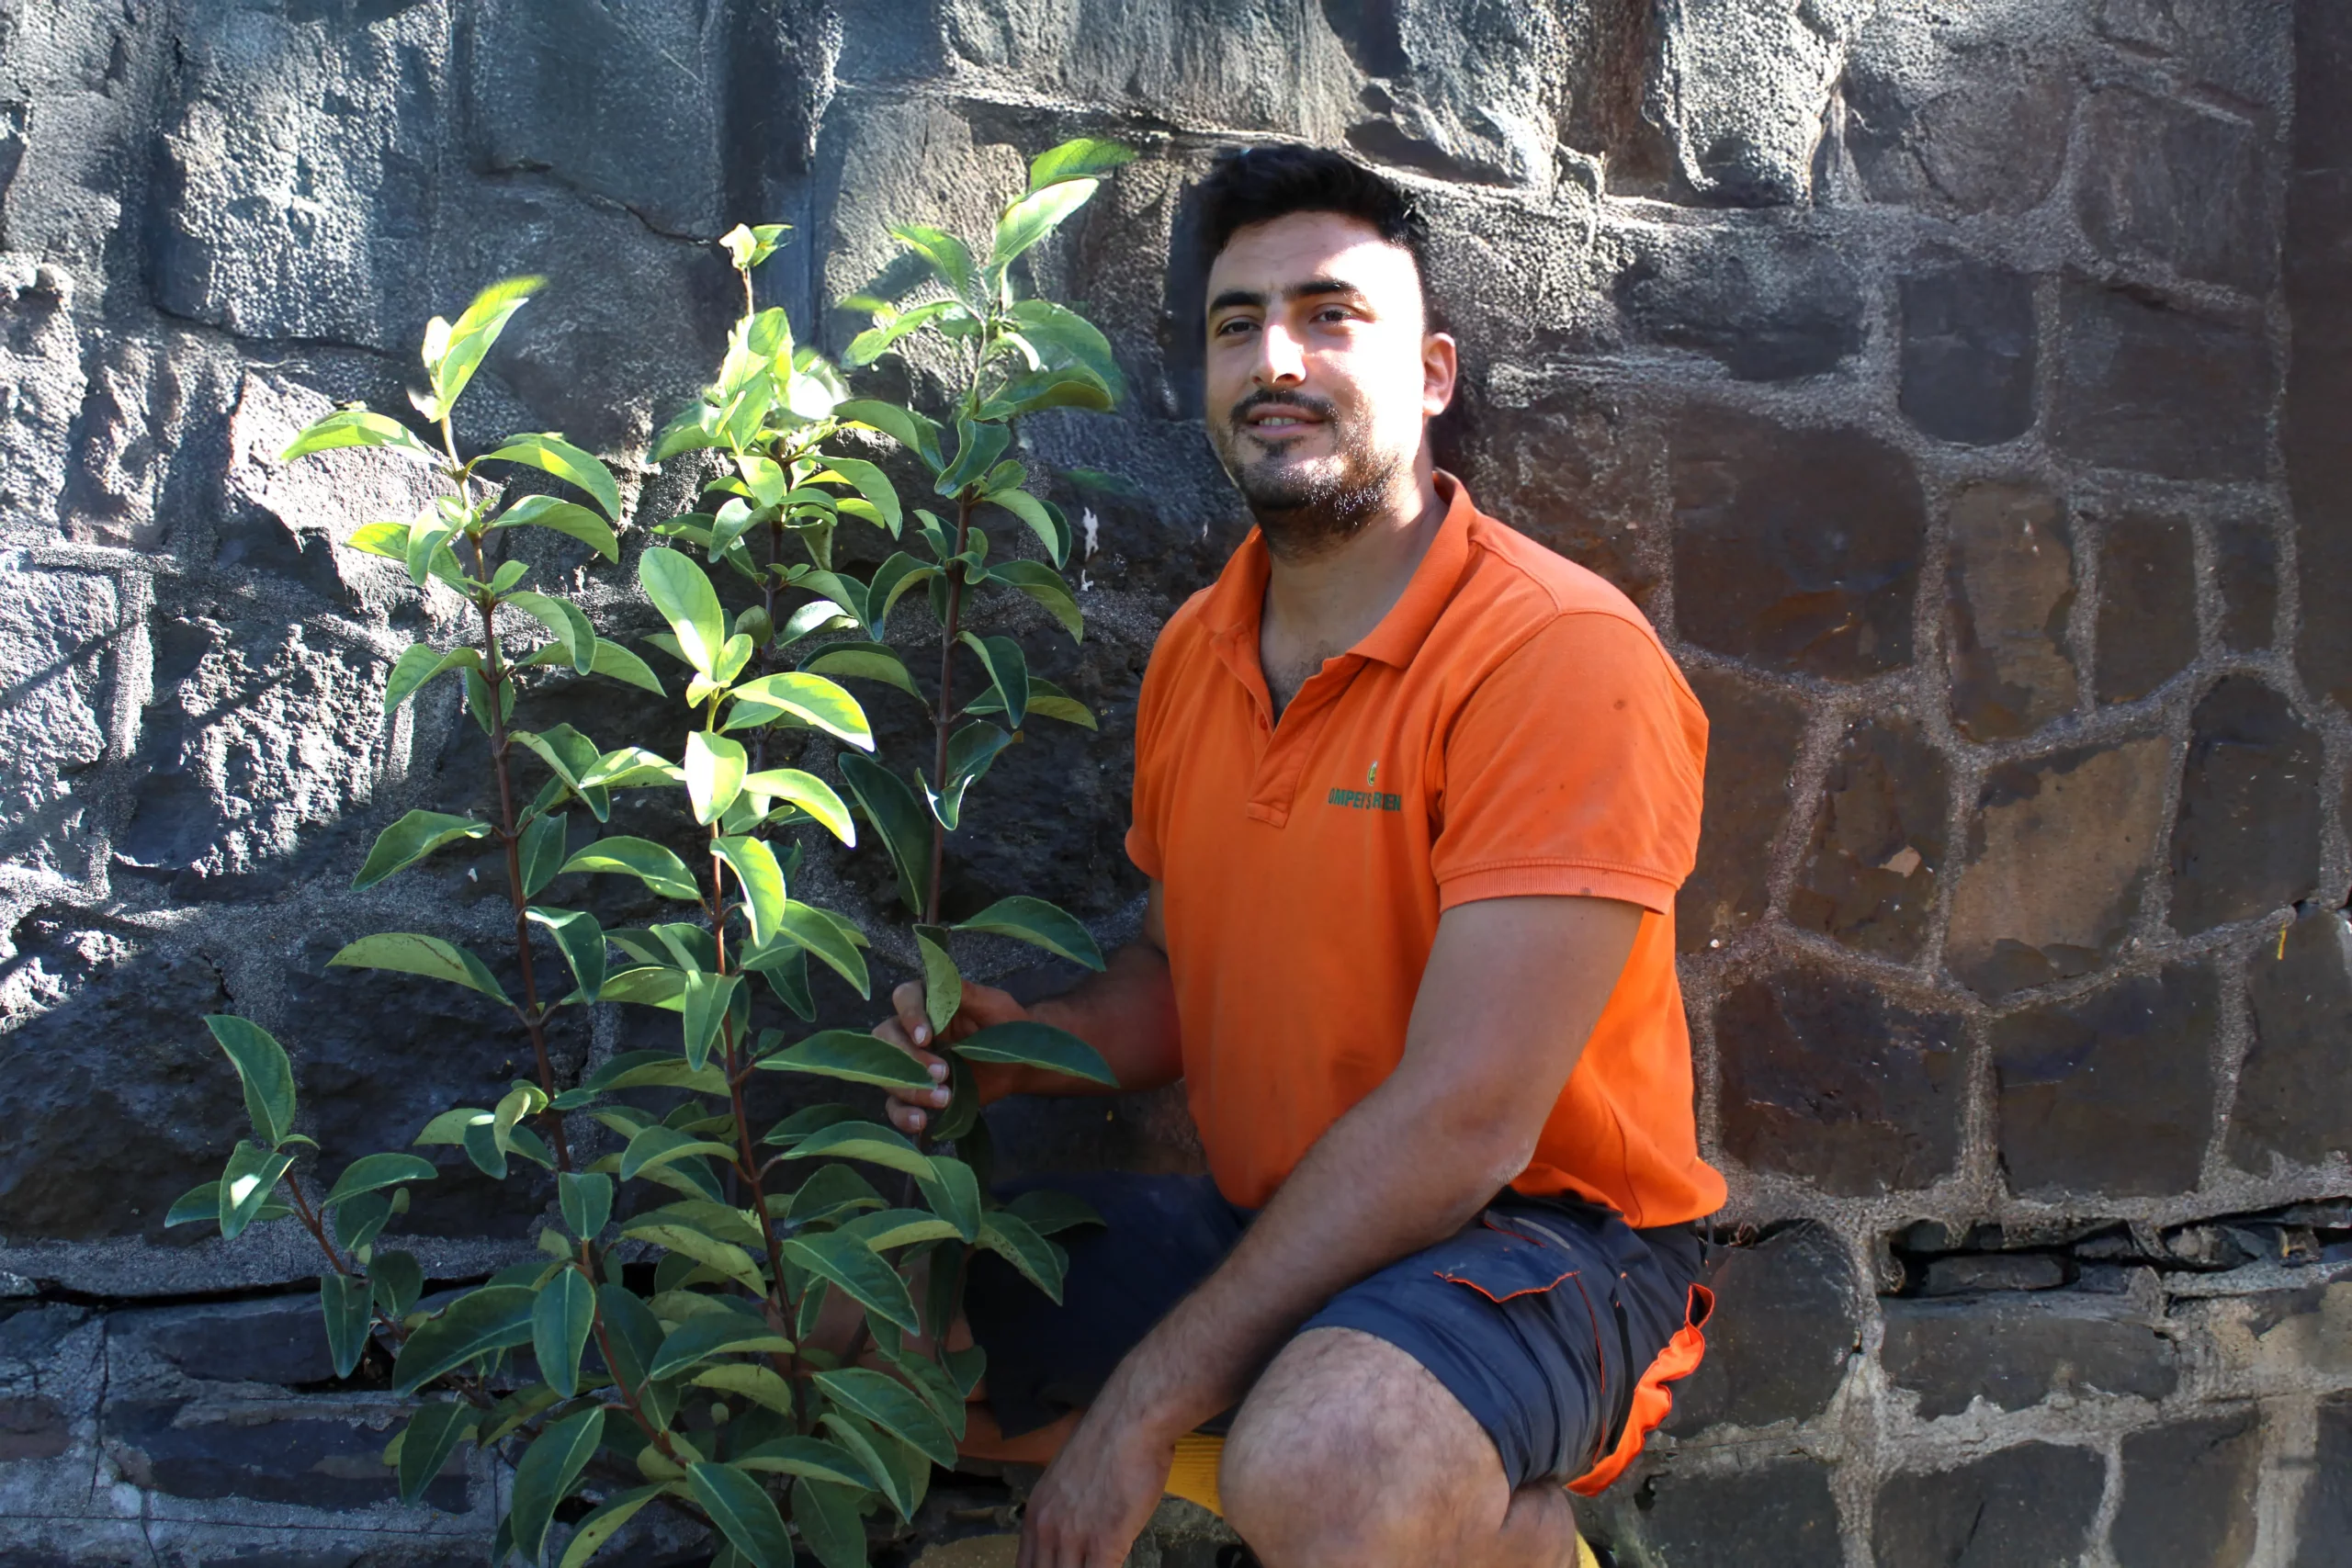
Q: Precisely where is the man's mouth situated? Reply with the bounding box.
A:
[1238,404,1326,436]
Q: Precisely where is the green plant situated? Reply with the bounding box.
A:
[166,137,1134,1567]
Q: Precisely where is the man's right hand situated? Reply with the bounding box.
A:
[872,977,1032,1137]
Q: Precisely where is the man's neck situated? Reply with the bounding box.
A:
[1257,461,1445,715]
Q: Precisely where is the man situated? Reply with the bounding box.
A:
[871,145,1723,1568]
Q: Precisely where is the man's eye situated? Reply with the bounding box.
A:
[1215,319,1256,336]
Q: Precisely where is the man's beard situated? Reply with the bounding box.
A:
[1214,390,1405,559]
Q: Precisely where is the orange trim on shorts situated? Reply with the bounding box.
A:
[1566,1283,1714,1496]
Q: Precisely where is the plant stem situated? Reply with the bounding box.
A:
[283,1173,350,1277]
[923,490,978,925]
[708,824,795,1331]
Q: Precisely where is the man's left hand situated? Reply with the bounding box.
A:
[1018,1392,1178,1568]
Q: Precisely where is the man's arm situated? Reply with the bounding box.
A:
[1017,892,1644,1568]
[874,884,1183,1137]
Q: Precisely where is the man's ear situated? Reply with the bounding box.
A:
[1422,331,1459,419]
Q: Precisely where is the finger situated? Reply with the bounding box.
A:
[892,979,934,1047]
[888,1099,926,1136]
[872,1021,954,1099]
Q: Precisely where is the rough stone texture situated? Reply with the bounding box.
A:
[1716,969,1962,1193]
[2168,678,2323,934]
[1883,1292,2177,1416]
[0,2,2346,1562]
[1789,713,1946,960]
[2111,1409,2265,1568]
[1946,739,2173,997]
[1992,963,2219,1198]
[1872,1443,2107,1568]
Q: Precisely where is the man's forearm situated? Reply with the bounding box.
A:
[979,941,1183,1100]
[1094,1069,1522,1436]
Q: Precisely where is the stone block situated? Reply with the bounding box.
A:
[2052,281,2274,483]
[2288,0,2352,709]
[2169,678,2321,934]
[2214,517,2279,652]
[1666,1222,1858,1432]
[60,328,244,551]
[1872,1444,2105,1568]
[1445,382,1659,612]
[1913,1253,2069,1296]
[2111,1409,2264,1568]
[1789,714,1947,961]
[2094,513,2198,704]
[0,564,119,874]
[1715,969,1962,1194]
[0,919,240,1239]
[1898,264,2037,446]
[1669,410,1924,680]
[2097,0,2294,118]
[1992,963,2218,1198]
[1636,1457,1841,1566]
[1677,669,1809,953]
[1883,1293,2177,1416]
[2301,1391,2352,1566]
[1648,0,1877,206]
[0,1396,67,1461]
[2078,86,2274,291]
[1843,28,2073,218]
[1946,739,2172,997]
[115,1297,335,1389]
[152,5,447,348]
[2229,908,2352,1171]
[1944,482,2078,741]
[107,1398,468,1512]
[1614,227,1864,381]
[0,256,83,534]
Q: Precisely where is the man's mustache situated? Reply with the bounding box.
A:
[1227,389,1341,431]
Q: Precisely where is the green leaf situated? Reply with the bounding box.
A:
[679,970,743,1072]
[433,275,543,412]
[482,433,621,521]
[531,1267,597,1400]
[953,896,1105,970]
[489,491,620,564]
[813,1363,950,1476]
[526,905,606,1005]
[620,1123,739,1183]
[589,637,664,695]
[913,927,961,1038]
[798,641,921,701]
[639,548,728,676]
[512,724,605,801]
[560,836,701,900]
[834,400,944,472]
[966,675,1095,730]
[557,1483,665,1568]
[987,487,1071,567]
[354,810,492,890]
[935,419,1011,498]
[842,1208,963,1252]
[598,965,687,1010]
[753,902,872,998]
[597,1282,664,1391]
[1010,297,1124,395]
[978,1207,1069,1303]
[650,1311,795,1381]
[391,1284,537,1393]
[372,1249,424,1318]
[991,178,1099,268]
[813,455,901,533]
[951,1020,1116,1087]
[685,730,749,825]
[843,299,967,367]
[279,407,441,466]
[322,1152,437,1210]
[754,1029,930,1090]
[988,558,1083,642]
[780,1121,933,1181]
[1006,1187,1105,1236]
[510,1406,605,1563]
[957,631,1029,730]
[815,1410,928,1520]
[694,1360,797,1416]
[559,1171,612,1241]
[793,1477,870,1568]
[1027,137,1136,192]
[713,835,786,945]
[722,221,790,271]
[736,1436,872,1490]
[517,813,569,898]
[578,746,684,792]
[975,367,1113,422]
[165,1181,224,1229]
[218,1141,295,1241]
[911,1156,982,1243]
[738,768,856,845]
[865,553,939,634]
[396,1401,478,1506]
[505,591,594,674]
[726,672,873,750]
[328,933,512,1006]
[688,1461,794,1568]
[382,643,481,713]
[836,754,932,915]
[204,1015,298,1148]
[779,1230,920,1334]
[319,1273,374,1378]
[888,223,979,303]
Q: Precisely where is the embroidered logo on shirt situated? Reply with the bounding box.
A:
[1329,761,1402,813]
[1366,760,1378,788]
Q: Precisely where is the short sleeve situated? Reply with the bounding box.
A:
[1430,614,1707,914]
[1124,615,1184,882]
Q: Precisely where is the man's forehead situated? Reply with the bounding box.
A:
[1204,211,1419,304]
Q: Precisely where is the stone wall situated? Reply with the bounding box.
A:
[1,0,2346,1563]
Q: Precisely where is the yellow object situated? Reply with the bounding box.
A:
[1159,1431,1603,1566]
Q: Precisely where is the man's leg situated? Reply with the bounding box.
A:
[1219,1326,1579,1568]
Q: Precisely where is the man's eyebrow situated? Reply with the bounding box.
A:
[1207,288,1264,314]
[1206,279,1369,315]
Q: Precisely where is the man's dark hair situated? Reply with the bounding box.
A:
[1193,145,1438,320]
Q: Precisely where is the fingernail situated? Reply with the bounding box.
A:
[932,1089,951,1107]
[909,1111,925,1131]
[929,1061,948,1082]
[913,1026,930,1045]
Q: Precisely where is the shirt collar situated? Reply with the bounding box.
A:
[1202,469,1479,674]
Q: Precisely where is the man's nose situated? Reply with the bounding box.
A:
[1253,321,1306,386]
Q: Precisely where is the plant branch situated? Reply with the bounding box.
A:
[924,489,978,925]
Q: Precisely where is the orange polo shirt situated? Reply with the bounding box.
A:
[1126,473,1724,1226]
